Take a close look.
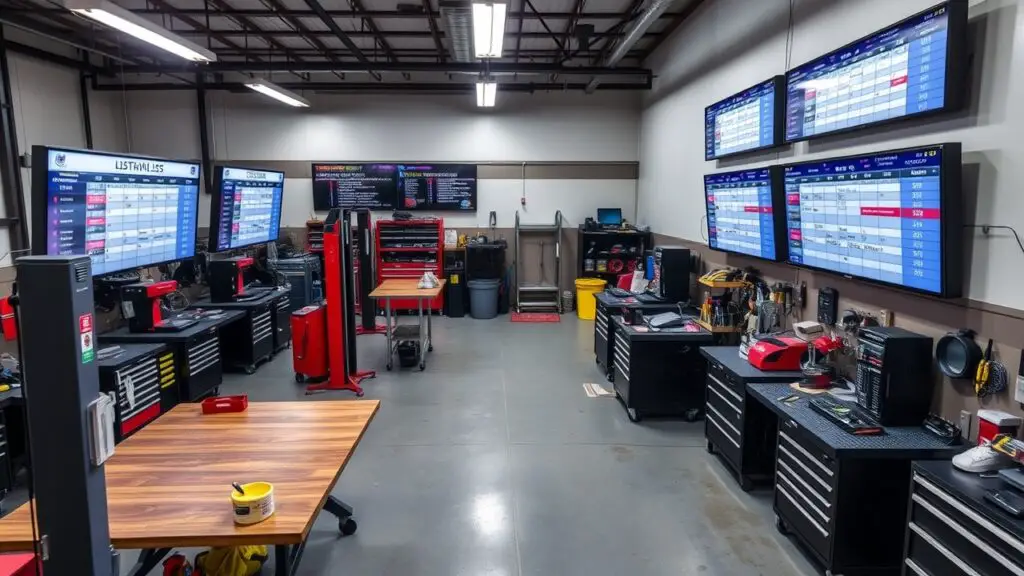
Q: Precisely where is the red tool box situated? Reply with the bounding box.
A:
[291,303,328,382]
[375,218,444,312]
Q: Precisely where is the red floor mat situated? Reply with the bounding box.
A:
[511,312,561,323]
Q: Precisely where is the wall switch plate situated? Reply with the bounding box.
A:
[960,410,973,441]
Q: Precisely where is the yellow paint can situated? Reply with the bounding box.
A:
[231,482,275,525]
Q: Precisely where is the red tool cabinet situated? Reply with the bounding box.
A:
[375,218,444,312]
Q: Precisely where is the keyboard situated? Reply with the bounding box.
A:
[607,287,631,298]
[809,397,884,435]
[647,312,684,329]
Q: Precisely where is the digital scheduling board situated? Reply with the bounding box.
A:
[783,143,962,297]
[704,167,784,261]
[705,77,784,160]
[785,1,965,142]
[32,146,201,276]
[209,166,284,252]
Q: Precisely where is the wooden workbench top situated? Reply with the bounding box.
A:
[0,400,379,551]
[369,278,446,299]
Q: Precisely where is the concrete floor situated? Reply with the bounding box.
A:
[142,316,820,575]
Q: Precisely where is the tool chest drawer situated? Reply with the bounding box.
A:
[612,331,631,384]
[273,295,292,351]
[705,373,743,459]
[706,360,746,399]
[97,344,175,441]
[180,332,222,401]
[773,423,839,565]
[906,472,1024,576]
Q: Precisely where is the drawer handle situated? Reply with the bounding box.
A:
[914,473,1024,557]
[706,405,740,439]
[908,522,982,576]
[708,374,743,404]
[777,484,829,538]
[912,493,1024,575]
[903,558,928,576]
[706,410,740,449]
[780,431,834,477]
[777,473,830,524]
[777,461,831,509]
[708,385,742,416]
[778,446,832,493]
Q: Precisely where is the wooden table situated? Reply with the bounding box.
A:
[369,279,446,371]
[0,400,379,576]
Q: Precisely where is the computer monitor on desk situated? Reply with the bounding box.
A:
[597,208,622,227]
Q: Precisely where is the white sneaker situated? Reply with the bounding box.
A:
[953,443,1014,473]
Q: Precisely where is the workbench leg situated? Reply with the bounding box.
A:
[427,305,433,352]
[384,298,393,370]
[275,544,290,576]
[417,298,425,370]
[125,548,171,576]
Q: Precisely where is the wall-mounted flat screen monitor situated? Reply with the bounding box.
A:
[311,163,398,210]
[32,146,201,276]
[397,164,477,211]
[783,143,962,297]
[208,166,284,252]
[705,77,785,160]
[784,1,966,142]
[704,167,785,261]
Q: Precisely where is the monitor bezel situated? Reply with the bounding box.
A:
[208,164,286,253]
[702,165,788,262]
[310,162,399,211]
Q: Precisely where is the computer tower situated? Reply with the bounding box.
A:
[653,246,691,303]
[855,326,934,425]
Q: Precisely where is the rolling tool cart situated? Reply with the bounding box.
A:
[97,343,174,442]
[270,253,322,311]
[375,218,444,312]
[191,289,288,374]
[610,316,714,422]
[593,291,688,381]
[577,226,651,283]
[271,291,292,353]
[515,210,562,313]
[100,310,244,402]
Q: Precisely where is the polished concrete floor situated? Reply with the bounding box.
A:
[138,316,819,575]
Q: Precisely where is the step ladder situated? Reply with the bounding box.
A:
[514,210,562,313]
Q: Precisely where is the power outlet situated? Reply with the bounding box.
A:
[960,410,973,441]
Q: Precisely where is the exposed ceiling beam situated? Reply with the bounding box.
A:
[7,8,685,20]
[555,0,585,62]
[638,0,707,60]
[168,30,653,40]
[93,80,652,92]
[209,48,646,58]
[513,0,524,63]
[522,0,569,57]
[115,60,652,75]
[589,0,643,64]
[421,0,446,62]
[301,0,382,81]
[260,0,345,81]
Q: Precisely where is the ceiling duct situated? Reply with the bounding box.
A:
[586,0,682,92]
[439,0,474,63]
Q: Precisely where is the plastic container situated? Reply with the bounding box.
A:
[575,278,607,320]
[468,278,501,319]
[231,482,275,525]
[978,410,1022,445]
[201,395,249,414]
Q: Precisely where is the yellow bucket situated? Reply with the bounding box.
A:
[231,482,275,525]
[575,278,607,320]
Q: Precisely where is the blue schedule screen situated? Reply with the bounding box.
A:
[705,79,778,160]
[705,168,778,260]
[213,167,285,251]
[784,146,945,293]
[785,4,950,141]
[44,149,200,275]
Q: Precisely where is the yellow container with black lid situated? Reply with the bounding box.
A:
[231,482,275,525]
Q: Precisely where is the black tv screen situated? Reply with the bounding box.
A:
[208,166,285,252]
[31,146,201,276]
[397,164,477,211]
[703,167,785,261]
[784,1,966,142]
[311,163,397,210]
[704,77,784,160]
[783,143,962,297]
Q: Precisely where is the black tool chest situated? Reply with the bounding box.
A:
[610,316,713,422]
[272,291,292,352]
[0,410,12,496]
[746,383,961,576]
[192,290,289,373]
[97,343,173,442]
[593,292,682,381]
[700,347,804,491]
[905,461,1024,576]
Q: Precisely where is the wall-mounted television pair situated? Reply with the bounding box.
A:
[704,1,967,160]
[311,163,478,212]
[703,143,962,298]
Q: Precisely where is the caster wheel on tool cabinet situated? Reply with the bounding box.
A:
[386,363,393,371]
[627,408,641,423]
[244,365,256,375]
[339,518,357,536]
[428,345,433,352]
[775,515,789,536]
[419,362,426,371]
[706,440,716,455]
[295,374,305,383]
[739,477,754,492]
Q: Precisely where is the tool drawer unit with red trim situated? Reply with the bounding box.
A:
[375,218,444,312]
[97,343,174,442]
[747,383,963,576]
[905,460,1024,576]
[700,346,806,492]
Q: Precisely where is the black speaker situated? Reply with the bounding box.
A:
[654,246,691,303]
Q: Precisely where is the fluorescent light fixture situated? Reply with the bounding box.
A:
[472,2,506,59]
[61,0,216,62]
[476,81,496,107]
[244,79,311,108]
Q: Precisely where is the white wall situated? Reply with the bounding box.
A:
[638,0,1023,309]
[124,90,641,229]
[1,27,129,261]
